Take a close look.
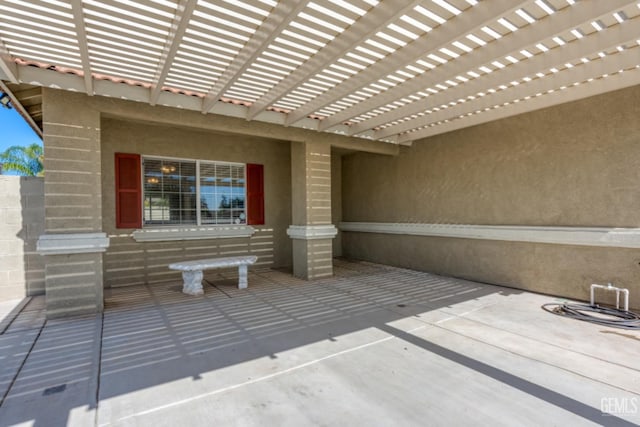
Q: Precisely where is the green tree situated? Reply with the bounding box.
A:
[0,143,43,176]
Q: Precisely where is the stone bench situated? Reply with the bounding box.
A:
[168,255,258,295]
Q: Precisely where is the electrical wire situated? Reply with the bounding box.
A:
[542,302,640,330]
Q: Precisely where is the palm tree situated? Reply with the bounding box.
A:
[0,143,44,176]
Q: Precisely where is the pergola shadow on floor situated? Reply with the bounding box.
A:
[0,259,638,426]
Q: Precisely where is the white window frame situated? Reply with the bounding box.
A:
[133,155,255,242]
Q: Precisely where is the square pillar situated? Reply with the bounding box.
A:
[287,142,337,279]
[37,89,108,318]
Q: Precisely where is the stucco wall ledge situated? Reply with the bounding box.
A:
[339,222,640,249]
[131,225,256,242]
[37,233,110,255]
[287,225,338,240]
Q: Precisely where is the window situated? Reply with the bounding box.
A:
[143,157,246,226]
[115,153,263,230]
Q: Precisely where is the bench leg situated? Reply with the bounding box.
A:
[182,270,204,296]
[238,265,248,289]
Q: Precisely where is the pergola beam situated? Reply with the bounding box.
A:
[149,0,197,106]
[70,0,93,95]
[13,63,396,156]
[376,16,640,139]
[246,0,424,121]
[0,40,18,84]
[342,0,636,137]
[399,50,640,143]
[0,81,42,138]
[288,0,526,128]
[201,0,308,114]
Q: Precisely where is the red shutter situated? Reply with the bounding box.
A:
[246,163,264,225]
[115,153,142,228]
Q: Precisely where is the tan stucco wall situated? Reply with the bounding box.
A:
[100,118,292,287]
[289,141,334,279]
[342,85,640,308]
[331,151,342,257]
[39,88,401,314]
[42,88,104,317]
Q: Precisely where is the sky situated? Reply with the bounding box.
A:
[0,105,42,152]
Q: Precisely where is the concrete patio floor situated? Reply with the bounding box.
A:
[0,259,638,426]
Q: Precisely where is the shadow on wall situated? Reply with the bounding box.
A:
[0,176,45,300]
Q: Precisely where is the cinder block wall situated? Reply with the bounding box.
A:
[342,85,640,309]
[0,176,45,300]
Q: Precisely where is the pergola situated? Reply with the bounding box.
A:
[1,0,639,144]
[2,4,640,423]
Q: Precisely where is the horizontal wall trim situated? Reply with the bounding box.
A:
[37,233,110,255]
[287,225,338,240]
[339,222,640,249]
[131,225,256,242]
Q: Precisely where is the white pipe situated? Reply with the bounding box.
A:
[590,283,630,311]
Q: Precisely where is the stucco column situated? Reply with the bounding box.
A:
[288,141,337,279]
[37,89,108,318]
